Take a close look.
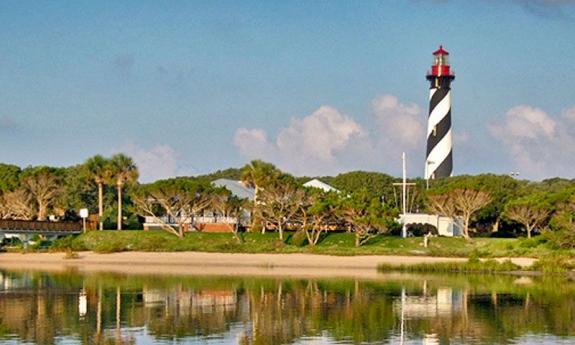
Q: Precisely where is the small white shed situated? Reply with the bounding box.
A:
[398,213,462,237]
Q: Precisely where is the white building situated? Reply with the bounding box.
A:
[398,213,462,237]
[143,178,254,232]
[303,179,339,193]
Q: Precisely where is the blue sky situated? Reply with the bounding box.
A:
[1,0,575,181]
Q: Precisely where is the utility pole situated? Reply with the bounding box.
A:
[403,152,407,238]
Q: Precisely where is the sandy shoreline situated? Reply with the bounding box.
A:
[0,251,537,279]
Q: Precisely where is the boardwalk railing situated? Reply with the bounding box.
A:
[144,216,241,225]
[0,219,83,233]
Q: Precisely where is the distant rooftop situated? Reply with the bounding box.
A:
[212,178,255,200]
[303,179,340,193]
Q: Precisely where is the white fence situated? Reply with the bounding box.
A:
[144,216,238,225]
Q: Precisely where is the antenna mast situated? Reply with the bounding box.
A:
[393,152,415,238]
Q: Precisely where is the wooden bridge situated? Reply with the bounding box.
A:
[0,219,84,235]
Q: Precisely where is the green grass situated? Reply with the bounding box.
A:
[46,230,575,258]
[378,255,575,275]
[52,231,302,254]
[377,257,522,274]
[528,255,575,274]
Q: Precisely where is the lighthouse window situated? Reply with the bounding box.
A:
[434,55,449,65]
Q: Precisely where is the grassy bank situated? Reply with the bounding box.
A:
[38,230,575,258]
[378,257,522,274]
[378,255,575,274]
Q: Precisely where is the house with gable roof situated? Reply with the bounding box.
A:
[303,179,340,193]
[143,178,254,232]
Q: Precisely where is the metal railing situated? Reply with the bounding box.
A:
[144,216,239,225]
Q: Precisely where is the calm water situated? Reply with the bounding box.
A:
[1,270,574,344]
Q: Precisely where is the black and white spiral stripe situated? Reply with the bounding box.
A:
[425,86,453,179]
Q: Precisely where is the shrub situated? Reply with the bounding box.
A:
[30,240,51,250]
[545,213,575,249]
[545,228,575,249]
[288,230,309,247]
[529,255,575,274]
[92,240,128,253]
[51,236,87,251]
[519,235,547,248]
[133,233,170,251]
[2,237,23,248]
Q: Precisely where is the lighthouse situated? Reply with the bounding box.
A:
[425,45,455,180]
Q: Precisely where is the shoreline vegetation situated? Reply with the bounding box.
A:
[42,230,574,258]
[378,256,575,275]
[2,231,574,276]
[3,159,575,248]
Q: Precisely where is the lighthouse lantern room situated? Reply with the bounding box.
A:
[430,46,452,77]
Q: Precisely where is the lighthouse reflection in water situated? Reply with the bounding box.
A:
[1,270,575,344]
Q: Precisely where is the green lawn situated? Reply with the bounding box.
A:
[45,230,575,258]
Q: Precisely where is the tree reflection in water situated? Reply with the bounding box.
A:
[0,270,574,344]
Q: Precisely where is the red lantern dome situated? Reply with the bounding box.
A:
[428,45,453,77]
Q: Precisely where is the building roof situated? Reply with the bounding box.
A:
[303,179,340,193]
[212,178,255,200]
[433,45,449,55]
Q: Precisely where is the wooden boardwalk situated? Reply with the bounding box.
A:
[0,219,83,235]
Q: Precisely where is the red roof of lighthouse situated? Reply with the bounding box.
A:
[433,45,449,55]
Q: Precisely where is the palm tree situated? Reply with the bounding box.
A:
[241,160,280,204]
[84,155,111,230]
[109,154,139,230]
[241,160,281,232]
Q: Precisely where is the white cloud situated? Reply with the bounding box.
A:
[234,128,272,158]
[233,94,428,176]
[500,105,556,139]
[371,94,425,149]
[489,105,575,179]
[276,106,365,162]
[561,106,575,122]
[369,94,427,175]
[234,106,367,175]
[113,142,192,183]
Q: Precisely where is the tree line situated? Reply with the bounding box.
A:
[238,161,575,247]
[0,154,138,230]
[1,157,574,248]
